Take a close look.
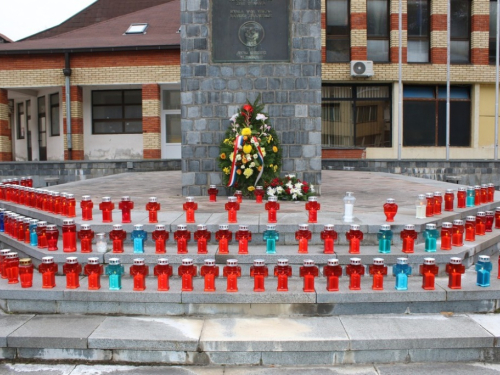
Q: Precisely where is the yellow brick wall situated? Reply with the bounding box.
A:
[0,103,8,121]
[142,100,160,118]
[143,132,161,150]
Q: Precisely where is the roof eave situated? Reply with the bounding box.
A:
[0,44,180,55]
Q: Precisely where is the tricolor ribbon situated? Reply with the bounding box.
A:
[227,135,244,187]
[253,136,265,186]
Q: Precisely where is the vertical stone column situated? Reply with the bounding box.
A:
[430,0,447,64]
[181,0,322,196]
[471,0,489,65]
[63,86,84,160]
[390,0,407,63]
[142,84,161,159]
[351,0,368,60]
[0,89,12,161]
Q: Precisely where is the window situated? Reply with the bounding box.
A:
[450,0,471,63]
[50,93,60,136]
[403,85,471,146]
[162,90,181,143]
[407,0,430,62]
[17,102,25,139]
[490,0,497,64]
[367,0,389,62]
[125,23,148,34]
[322,85,392,147]
[92,90,142,134]
[326,0,350,62]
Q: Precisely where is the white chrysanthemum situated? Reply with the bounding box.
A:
[241,165,245,169]
[230,114,238,122]
[256,113,268,121]
[253,154,258,159]
[267,187,276,195]
[286,181,293,188]
[276,186,284,193]
[246,154,251,160]
[236,154,242,161]
[250,162,255,168]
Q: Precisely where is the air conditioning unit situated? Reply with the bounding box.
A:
[350,61,374,77]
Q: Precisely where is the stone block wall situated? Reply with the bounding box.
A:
[180,0,323,196]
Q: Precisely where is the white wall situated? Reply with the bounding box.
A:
[83,85,143,160]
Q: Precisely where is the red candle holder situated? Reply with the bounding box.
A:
[16,215,26,242]
[444,189,454,211]
[383,198,398,222]
[63,257,82,289]
[305,196,320,223]
[66,194,76,218]
[476,212,486,236]
[130,258,149,291]
[445,257,465,289]
[369,258,387,290]
[496,208,500,229]
[46,224,59,251]
[433,192,442,215]
[99,197,115,223]
[84,257,103,290]
[178,258,197,292]
[38,256,58,289]
[62,219,77,253]
[194,224,211,254]
[225,196,240,223]
[296,224,311,254]
[80,195,93,221]
[481,184,488,204]
[299,259,318,292]
[23,218,31,244]
[323,258,342,291]
[154,258,173,291]
[465,216,476,242]
[457,187,466,208]
[440,222,452,250]
[452,219,464,247]
[346,257,365,290]
[400,224,417,253]
[36,221,48,249]
[420,258,438,290]
[183,196,198,223]
[274,259,292,292]
[208,185,219,202]
[265,196,280,223]
[320,224,337,254]
[78,224,95,253]
[250,259,268,292]
[234,190,243,204]
[223,259,241,292]
[174,224,191,254]
[119,196,134,224]
[254,186,265,203]
[216,224,232,254]
[109,224,126,253]
[485,211,494,232]
[488,183,495,203]
[425,193,434,217]
[200,259,219,292]
[346,224,363,254]
[474,185,481,206]
[235,224,252,254]
[19,258,34,288]
[145,197,160,223]
[4,252,19,284]
[152,224,169,254]
[53,192,62,214]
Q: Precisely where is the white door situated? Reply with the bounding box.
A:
[161,88,181,159]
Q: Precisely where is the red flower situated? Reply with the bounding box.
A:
[303,186,309,193]
[242,104,253,113]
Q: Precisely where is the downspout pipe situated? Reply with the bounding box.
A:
[63,52,72,159]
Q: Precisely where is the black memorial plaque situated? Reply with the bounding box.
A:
[212,0,290,63]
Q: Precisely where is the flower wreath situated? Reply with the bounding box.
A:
[218,97,282,195]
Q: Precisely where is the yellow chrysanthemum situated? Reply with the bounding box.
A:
[220,153,226,160]
[223,167,230,175]
[243,144,253,154]
[243,168,253,178]
[248,186,255,192]
[268,135,273,142]
[229,152,234,162]
[274,165,278,172]
[261,149,266,157]
[273,146,278,153]
[241,128,252,136]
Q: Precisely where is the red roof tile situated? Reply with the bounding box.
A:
[0,1,180,53]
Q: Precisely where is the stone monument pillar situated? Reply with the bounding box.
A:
[181,0,322,196]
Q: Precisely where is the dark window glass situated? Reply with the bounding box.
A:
[50,93,60,136]
[367,0,389,62]
[92,90,142,134]
[326,0,350,62]
[17,102,25,139]
[490,0,497,64]
[403,85,471,146]
[450,0,471,63]
[322,85,392,147]
[407,0,430,62]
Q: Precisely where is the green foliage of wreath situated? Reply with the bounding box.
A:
[218,97,282,196]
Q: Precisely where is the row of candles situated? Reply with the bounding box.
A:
[1,205,498,255]
[0,178,496,225]
[0,253,496,292]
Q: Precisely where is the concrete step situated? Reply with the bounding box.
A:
[1,313,500,366]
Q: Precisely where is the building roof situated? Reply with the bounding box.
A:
[0,33,13,43]
[22,0,175,41]
[0,1,180,54]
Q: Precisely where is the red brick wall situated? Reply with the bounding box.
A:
[0,88,12,161]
